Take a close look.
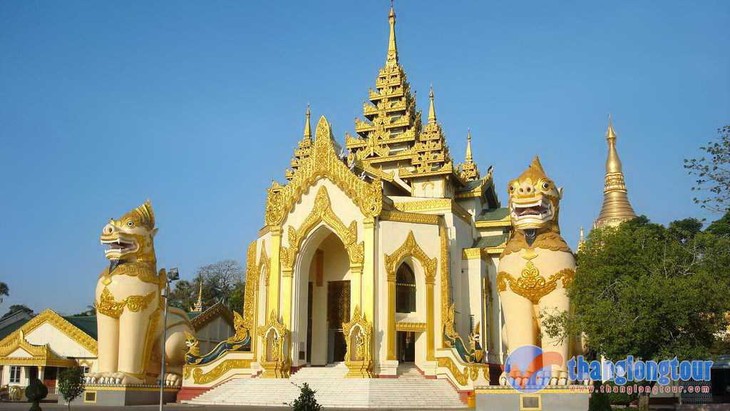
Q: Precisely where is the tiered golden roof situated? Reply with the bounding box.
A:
[346,6,455,183]
[457,130,480,182]
[594,116,637,228]
[400,86,453,178]
[285,105,313,180]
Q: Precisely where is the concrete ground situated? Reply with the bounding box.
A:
[0,402,430,411]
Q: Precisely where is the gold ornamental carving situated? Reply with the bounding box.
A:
[393,199,471,225]
[188,359,253,384]
[384,231,437,283]
[496,262,575,304]
[380,210,440,225]
[265,116,383,227]
[395,322,426,332]
[280,185,364,272]
[256,310,290,378]
[95,287,156,319]
[242,241,258,334]
[438,221,453,343]
[342,305,373,378]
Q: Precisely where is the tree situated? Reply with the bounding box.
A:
[0,282,8,304]
[25,378,48,411]
[168,259,245,313]
[706,211,730,237]
[685,125,730,212]
[72,305,96,317]
[0,304,33,320]
[544,216,730,410]
[228,281,245,313]
[58,367,84,410]
[289,382,322,411]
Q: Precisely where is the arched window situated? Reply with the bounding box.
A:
[395,264,416,313]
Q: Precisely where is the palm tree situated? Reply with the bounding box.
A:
[0,282,8,304]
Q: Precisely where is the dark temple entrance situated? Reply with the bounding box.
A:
[397,331,416,363]
[327,280,350,363]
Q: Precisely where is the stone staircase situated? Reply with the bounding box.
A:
[186,363,466,408]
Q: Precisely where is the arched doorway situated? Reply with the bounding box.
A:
[293,227,352,366]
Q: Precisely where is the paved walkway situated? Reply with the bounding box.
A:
[187,363,466,409]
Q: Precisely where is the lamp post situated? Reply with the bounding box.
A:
[159,267,179,411]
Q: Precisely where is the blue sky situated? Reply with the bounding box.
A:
[1,1,728,315]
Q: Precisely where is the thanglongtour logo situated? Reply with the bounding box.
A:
[568,355,713,386]
[504,345,713,394]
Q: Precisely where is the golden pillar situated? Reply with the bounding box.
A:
[350,266,363,317]
[387,279,396,360]
[281,268,293,328]
[267,227,282,318]
[362,218,376,321]
[426,280,435,360]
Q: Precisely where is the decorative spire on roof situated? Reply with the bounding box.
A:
[346,4,421,174]
[458,129,480,182]
[577,226,586,251]
[427,85,437,123]
[386,3,398,67]
[192,279,203,313]
[594,115,637,228]
[285,105,315,180]
[303,104,312,141]
[404,85,452,177]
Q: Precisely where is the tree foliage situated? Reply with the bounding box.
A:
[58,367,85,410]
[545,215,730,362]
[289,382,322,411]
[168,259,245,313]
[685,125,730,212]
[0,282,8,304]
[25,378,48,411]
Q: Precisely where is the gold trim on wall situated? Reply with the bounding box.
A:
[280,185,364,274]
[393,199,472,225]
[380,210,440,225]
[0,309,98,356]
[265,116,383,227]
[395,322,426,332]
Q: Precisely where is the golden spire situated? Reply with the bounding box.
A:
[428,85,436,124]
[458,129,480,182]
[304,104,312,141]
[192,279,203,312]
[594,115,637,228]
[386,3,398,67]
[286,105,315,180]
[465,129,473,162]
[578,226,586,251]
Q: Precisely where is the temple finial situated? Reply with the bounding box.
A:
[606,113,617,141]
[594,115,637,228]
[192,278,203,312]
[465,129,473,162]
[386,2,399,66]
[578,226,586,251]
[428,85,436,123]
[304,104,312,141]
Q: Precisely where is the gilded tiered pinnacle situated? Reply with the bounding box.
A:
[345,6,455,183]
[458,129,480,182]
[286,105,314,180]
[402,86,453,178]
[594,116,637,228]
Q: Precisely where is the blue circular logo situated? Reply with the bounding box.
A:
[504,345,564,393]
